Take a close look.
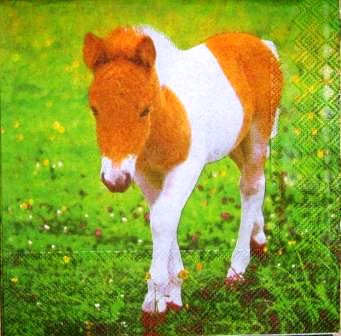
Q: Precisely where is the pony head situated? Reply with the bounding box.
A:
[83,27,158,192]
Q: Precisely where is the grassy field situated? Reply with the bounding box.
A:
[1,0,339,335]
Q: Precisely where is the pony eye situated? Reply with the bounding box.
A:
[91,106,99,117]
[140,106,150,118]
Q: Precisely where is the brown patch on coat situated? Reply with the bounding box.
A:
[137,85,191,189]
[206,32,283,148]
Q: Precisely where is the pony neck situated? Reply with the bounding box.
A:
[138,85,191,173]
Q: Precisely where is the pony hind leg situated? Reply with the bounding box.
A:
[226,132,268,285]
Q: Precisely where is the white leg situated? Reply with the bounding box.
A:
[135,170,184,310]
[142,158,204,313]
[252,207,267,245]
[227,174,265,279]
[165,238,184,308]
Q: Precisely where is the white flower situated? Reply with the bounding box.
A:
[137,239,143,244]
[57,161,63,167]
[121,217,127,223]
[84,213,89,218]
[43,224,50,231]
[56,209,62,216]
[63,226,68,233]
[94,303,101,310]
[110,213,115,218]
[51,244,56,249]
[28,240,33,245]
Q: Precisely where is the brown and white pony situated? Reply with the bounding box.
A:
[83,25,283,314]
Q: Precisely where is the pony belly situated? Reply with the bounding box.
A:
[205,104,244,163]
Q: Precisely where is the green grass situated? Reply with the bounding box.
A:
[1,0,339,335]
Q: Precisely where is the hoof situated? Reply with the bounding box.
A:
[167,301,182,312]
[141,311,166,329]
[251,240,267,258]
[224,268,245,290]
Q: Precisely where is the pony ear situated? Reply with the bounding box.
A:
[135,36,156,68]
[83,32,109,71]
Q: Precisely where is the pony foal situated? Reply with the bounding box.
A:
[83,26,283,314]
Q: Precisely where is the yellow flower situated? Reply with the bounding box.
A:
[293,128,301,136]
[195,262,203,271]
[317,149,325,159]
[144,272,151,281]
[311,128,318,136]
[53,121,65,133]
[263,246,268,253]
[288,240,296,246]
[178,269,190,280]
[27,199,34,206]
[291,74,300,84]
[10,277,18,284]
[45,37,54,47]
[63,256,71,264]
[43,159,50,166]
[307,112,315,120]
[308,85,315,93]
[220,170,227,177]
[20,202,28,210]
[71,60,80,69]
[184,303,190,310]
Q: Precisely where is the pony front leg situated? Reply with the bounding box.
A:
[143,201,180,313]
[165,238,184,311]
[142,159,204,313]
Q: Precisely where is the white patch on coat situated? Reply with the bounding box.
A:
[100,155,136,184]
[141,26,244,163]
[139,25,179,85]
[169,44,244,162]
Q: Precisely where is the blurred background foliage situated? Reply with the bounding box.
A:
[1,0,339,335]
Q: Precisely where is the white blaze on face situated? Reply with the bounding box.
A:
[100,155,137,184]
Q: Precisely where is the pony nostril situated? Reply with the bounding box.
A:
[124,172,132,185]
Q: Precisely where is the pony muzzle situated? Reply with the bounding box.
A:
[101,171,131,193]
[100,155,136,193]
